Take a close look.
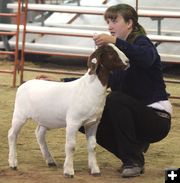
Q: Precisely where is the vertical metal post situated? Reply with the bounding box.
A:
[40,0,45,26]
[135,0,138,12]
[1,0,12,52]
[20,0,29,84]
[77,0,80,6]
[13,0,22,87]
[157,18,162,35]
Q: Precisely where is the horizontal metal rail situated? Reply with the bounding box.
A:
[165,79,180,84]
[0,70,14,74]
[24,67,84,76]
[0,23,106,38]
[0,13,17,17]
[160,54,180,64]
[14,42,93,54]
[0,50,15,55]
[0,31,16,36]
[7,3,180,19]
[25,50,89,58]
[1,24,180,43]
[169,96,180,99]
[137,9,180,18]
[5,40,180,63]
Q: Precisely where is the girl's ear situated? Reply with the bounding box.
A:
[127,19,133,29]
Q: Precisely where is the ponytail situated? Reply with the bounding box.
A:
[127,22,146,44]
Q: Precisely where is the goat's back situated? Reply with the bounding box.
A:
[14,79,78,128]
[13,75,106,129]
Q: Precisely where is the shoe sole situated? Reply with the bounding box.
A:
[121,168,145,178]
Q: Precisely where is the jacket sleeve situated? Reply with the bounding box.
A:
[115,36,159,68]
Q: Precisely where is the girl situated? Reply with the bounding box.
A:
[93,4,172,178]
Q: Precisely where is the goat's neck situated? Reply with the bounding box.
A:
[82,72,107,96]
[97,67,110,87]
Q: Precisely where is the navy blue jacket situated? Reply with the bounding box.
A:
[109,35,168,105]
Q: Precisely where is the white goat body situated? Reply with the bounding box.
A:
[14,73,106,129]
[8,44,129,177]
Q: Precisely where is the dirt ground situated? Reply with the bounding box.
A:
[0,59,180,183]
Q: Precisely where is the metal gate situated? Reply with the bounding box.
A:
[0,0,22,87]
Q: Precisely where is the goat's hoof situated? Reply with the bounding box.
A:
[64,173,74,178]
[91,172,101,177]
[48,162,57,168]
[88,169,101,176]
[10,166,17,170]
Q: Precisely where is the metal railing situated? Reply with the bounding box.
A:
[1,0,180,99]
[0,0,22,87]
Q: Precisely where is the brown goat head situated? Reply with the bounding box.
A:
[87,44,129,86]
[87,43,129,75]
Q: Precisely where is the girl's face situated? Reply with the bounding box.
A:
[106,14,133,40]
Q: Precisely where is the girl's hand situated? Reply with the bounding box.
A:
[36,75,54,81]
[93,33,116,47]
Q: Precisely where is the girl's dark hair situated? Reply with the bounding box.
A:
[104,4,146,43]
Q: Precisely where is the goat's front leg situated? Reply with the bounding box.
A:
[85,123,100,176]
[64,123,80,178]
[35,125,56,167]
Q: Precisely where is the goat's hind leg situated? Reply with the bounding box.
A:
[8,116,26,170]
[35,125,57,167]
[85,123,100,176]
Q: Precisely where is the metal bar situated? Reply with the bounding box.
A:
[0,23,107,37]
[1,24,180,42]
[7,3,180,18]
[148,35,180,43]
[12,0,22,87]
[0,0,22,87]
[7,4,106,15]
[5,40,180,63]
[4,39,180,64]
[165,79,180,84]
[162,60,180,64]
[67,14,80,24]
[24,67,84,76]
[0,51,15,55]
[0,13,17,17]
[0,31,16,36]
[135,0,138,12]
[138,10,180,18]
[157,19,162,35]
[169,96,180,99]
[0,70,14,74]
[25,50,89,58]
[20,0,29,84]
[1,35,11,51]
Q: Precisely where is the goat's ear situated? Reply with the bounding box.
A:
[88,58,99,75]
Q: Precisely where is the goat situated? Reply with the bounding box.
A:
[8,44,129,178]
